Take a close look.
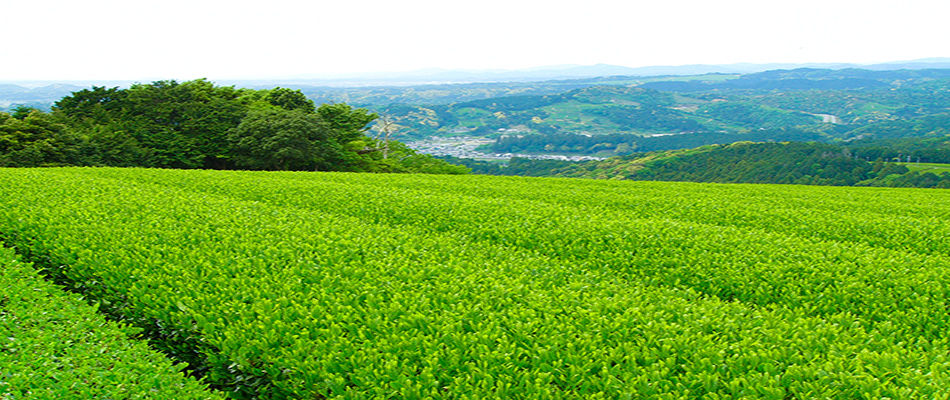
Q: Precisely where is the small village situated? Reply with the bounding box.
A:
[406,136,606,161]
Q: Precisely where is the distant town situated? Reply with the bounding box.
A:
[406,136,606,161]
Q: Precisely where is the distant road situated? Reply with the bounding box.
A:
[813,114,841,124]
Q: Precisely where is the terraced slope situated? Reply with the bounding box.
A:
[1,167,949,399]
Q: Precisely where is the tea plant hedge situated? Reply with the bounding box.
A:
[0,246,223,399]
[1,167,950,399]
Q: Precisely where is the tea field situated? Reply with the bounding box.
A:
[1,167,950,399]
[0,246,223,399]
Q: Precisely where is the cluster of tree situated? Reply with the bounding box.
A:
[609,142,883,186]
[863,170,950,188]
[844,114,950,140]
[0,106,75,167]
[556,141,950,188]
[848,137,950,163]
[488,129,824,155]
[449,141,950,189]
[696,102,820,128]
[0,79,468,174]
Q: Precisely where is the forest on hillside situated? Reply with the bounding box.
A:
[441,139,950,189]
[0,80,467,173]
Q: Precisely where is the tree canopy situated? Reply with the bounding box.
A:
[0,79,468,174]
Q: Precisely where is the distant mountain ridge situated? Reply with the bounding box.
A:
[2,58,949,111]
[638,67,950,92]
[3,58,949,89]
[272,58,950,86]
[0,83,86,110]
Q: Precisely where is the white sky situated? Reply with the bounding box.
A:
[2,0,948,81]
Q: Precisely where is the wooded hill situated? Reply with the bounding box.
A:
[555,142,947,187]
[0,79,467,173]
[442,139,950,189]
[362,68,950,152]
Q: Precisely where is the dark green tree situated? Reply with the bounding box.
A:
[227,109,327,171]
[11,106,40,120]
[121,79,246,168]
[52,86,128,126]
[264,88,316,113]
[317,103,378,143]
[312,103,381,171]
[20,79,470,174]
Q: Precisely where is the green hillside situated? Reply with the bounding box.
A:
[375,86,733,139]
[3,167,950,398]
[366,68,950,153]
[454,140,950,189]
[296,73,740,107]
[552,141,938,186]
[5,69,948,162]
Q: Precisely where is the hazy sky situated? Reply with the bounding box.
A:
[3,0,948,81]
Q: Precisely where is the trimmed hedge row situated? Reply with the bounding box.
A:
[2,167,950,399]
[0,246,223,399]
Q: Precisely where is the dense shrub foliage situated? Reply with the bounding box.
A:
[0,246,223,399]
[2,168,950,398]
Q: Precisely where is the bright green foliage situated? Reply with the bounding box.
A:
[29,79,466,173]
[0,109,75,167]
[317,103,378,143]
[2,168,950,399]
[264,87,316,113]
[0,246,224,399]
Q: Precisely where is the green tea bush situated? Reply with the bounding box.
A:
[1,167,949,399]
[0,246,223,399]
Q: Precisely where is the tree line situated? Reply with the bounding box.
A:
[0,79,468,174]
[446,141,950,189]
[564,141,950,188]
